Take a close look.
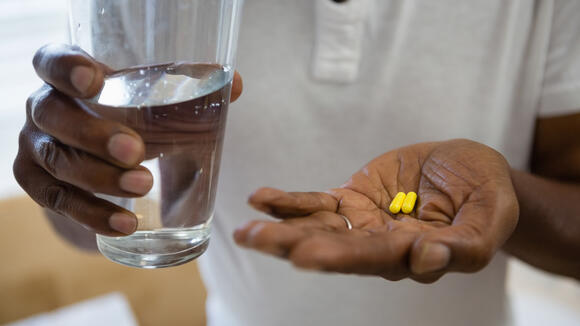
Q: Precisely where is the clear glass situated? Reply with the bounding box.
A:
[68,0,243,268]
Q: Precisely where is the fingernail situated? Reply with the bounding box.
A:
[107,133,143,166]
[119,170,153,195]
[412,243,451,275]
[70,66,95,94]
[109,212,137,235]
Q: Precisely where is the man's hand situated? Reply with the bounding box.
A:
[234,139,519,283]
[14,43,243,237]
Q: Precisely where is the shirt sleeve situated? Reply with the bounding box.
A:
[538,0,580,117]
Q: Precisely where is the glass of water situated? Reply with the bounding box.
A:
[68,0,243,268]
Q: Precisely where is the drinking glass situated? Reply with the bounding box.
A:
[68,0,243,268]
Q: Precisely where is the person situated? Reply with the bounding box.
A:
[13,0,580,325]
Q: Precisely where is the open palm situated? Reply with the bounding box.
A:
[234,139,519,283]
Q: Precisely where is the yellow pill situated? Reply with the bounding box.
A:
[401,191,418,214]
[389,192,406,214]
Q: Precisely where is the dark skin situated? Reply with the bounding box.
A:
[236,140,520,283]
[14,44,580,281]
[14,44,242,237]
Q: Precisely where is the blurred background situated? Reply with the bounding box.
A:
[0,1,578,325]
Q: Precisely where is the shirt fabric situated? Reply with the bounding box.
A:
[198,1,580,325]
[88,0,580,325]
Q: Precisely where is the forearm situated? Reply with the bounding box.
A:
[503,169,580,279]
[44,208,98,251]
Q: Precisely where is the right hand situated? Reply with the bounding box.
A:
[14,44,243,236]
[235,140,519,283]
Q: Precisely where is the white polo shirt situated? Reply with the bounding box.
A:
[198,0,580,325]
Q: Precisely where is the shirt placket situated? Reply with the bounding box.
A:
[312,0,369,83]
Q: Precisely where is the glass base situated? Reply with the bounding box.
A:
[97,228,210,269]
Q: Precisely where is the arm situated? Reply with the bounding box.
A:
[503,113,580,279]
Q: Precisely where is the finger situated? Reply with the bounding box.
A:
[231,71,243,102]
[409,187,519,275]
[13,156,137,236]
[33,43,108,98]
[248,187,338,219]
[233,221,308,257]
[30,132,153,196]
[288,231,416,278]
[236,210,356,245]
[234,214,369,257]
[28,87,145,168]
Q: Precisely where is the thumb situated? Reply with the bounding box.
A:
[33,43,108,98]
[410,184,518,276]
[409,221,500,275]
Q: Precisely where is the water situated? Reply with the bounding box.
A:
[86,62,233,268]
[97,228,210,269]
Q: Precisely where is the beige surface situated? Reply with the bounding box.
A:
[0,196,207,326]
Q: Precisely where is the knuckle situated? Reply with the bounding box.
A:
[26,85,52,118]
[37,140,61,175]
[12,154,30,188]
[17,125,32,149]
[42,184,70,213]
[30,90,58,128]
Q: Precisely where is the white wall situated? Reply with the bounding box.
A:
[0,0,67,197]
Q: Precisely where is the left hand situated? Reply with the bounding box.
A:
[234,139,519,283]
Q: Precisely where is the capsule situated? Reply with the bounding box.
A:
[401,191,418,214]
[389,192,407,214]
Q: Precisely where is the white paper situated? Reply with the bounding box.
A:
[6,292,139,326]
